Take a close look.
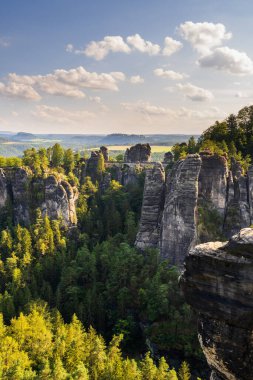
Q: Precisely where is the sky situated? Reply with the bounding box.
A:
[1,0,253,134]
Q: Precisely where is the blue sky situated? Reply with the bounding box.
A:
[1,0,253,134]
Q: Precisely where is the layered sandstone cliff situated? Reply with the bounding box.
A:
[160,155,202,265]
[136,153,253,265]
[0,168,78,226]
[135,163,165,249]
[180,228,253,380]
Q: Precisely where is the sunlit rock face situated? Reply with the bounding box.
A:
[0,168,78,226]
[136,153,253,266]
[135,163,165,249]
[42,176,78,225]
[180,228,253,380]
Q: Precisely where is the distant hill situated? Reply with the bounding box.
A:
[11,132,36,141]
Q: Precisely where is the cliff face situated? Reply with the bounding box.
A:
[160,155,202,265]
[135,163,165,249]
[0,168,78,226]
[180,228,253,380]
[136,154,253,265]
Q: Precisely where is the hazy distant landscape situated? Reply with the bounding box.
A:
[0,131,198,157]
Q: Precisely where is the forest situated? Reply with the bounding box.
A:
[1,105,252,379]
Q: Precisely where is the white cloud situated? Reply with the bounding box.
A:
[0,66,126,101]
[162,37,182,56]
[82,36,131,60]
[0,81,41,100]
[68,34,182,60]
[53,67,125,91]
[126,34,160,55]
[130,75,144,84]
[198,46,253,75]
[154,68,187,80]
[32,105,95,124]
[178,21,232,55]
[121,100,224,122]
[177,82,214,101]
[121,101,175,117]
[178,106,225,119]
[65,44,74,53]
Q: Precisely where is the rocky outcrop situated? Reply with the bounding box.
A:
[136,153,253,266]
[41,176,78,225]
[0,169,8,208]
[163,151,173,164]
[198,153,228,215]
[135,163,165,249]
[85,151,104,183]
[124,144,151,163]
[0,168,78,226]
[249,165,253,222]
[160,155,202,265]
[224,159,251,236]
[180,228,253,380]
[11,168,31,225]
[100,146,109,162]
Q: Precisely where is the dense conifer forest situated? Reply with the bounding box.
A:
[0,105,252,378]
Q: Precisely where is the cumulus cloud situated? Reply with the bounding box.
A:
[130,75,144,84]
[198,46,253,75]
[68,34,182,60]
[0,81,41,100]
[178,21,232,55]
[83,36,131,60]
[32,105,95,124]
[126,34,160,55]
[0,66,126,101]
[154,68,187,80]
[176,82,214,101]
[162,37,183,56]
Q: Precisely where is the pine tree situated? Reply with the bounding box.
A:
[52,143,64,168]
[140,352,157,380]
[178,361,191,380]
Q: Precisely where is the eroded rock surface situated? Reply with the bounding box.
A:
[124,143,151,163]
[198,154,228,215]
[180,228,253,380]
[42,176,78,225]
[160,154,202,265]
[136,153,253,266]
[135,163,165,249]
[0,168,77,226]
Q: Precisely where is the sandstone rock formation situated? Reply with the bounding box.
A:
[41,176,78,225]
[135,163,165,249]
[163,151,173,164]
[136,154,253,266]
[85,150,104,183]
[124,144,151,163]
[160,155,202,265]
[100,146,109,162]
[0,168,78,226]
[198,153,228,215]
[180,228,253,380]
